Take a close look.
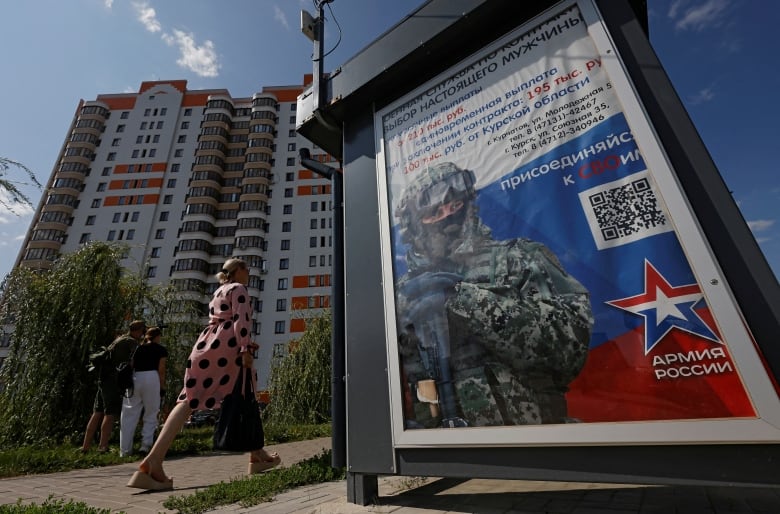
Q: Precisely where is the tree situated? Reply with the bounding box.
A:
[263,311,332,426]
[0,157,42,215]
[0,242,143,446]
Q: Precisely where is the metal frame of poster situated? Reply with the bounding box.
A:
[373,0,780,448]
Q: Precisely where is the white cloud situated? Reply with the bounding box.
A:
[748,219,775,232]
[162,29,221,78]
[0,189,35,220]
[104,0,114,8]
[673,0,729,31]
[689,87,715,105]
[668,0,684,18]
[274,6,290,29]
[132,1,162,33]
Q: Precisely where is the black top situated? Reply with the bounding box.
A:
[133,342,168,372]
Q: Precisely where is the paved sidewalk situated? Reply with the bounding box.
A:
[2,437,780,513]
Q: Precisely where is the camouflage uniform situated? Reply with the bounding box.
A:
[395,162,593,427]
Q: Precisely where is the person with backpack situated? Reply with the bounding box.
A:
[119,326,168,457]
[81,320,146,453]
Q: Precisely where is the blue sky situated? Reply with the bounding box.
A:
[1,0,777,283]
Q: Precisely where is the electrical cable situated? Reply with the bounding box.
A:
[311,0,342,62]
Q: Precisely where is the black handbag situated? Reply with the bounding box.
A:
[213,366,265,451]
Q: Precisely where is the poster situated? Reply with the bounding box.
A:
[377,2,757,431]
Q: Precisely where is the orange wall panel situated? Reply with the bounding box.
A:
[290,318,306,333]
[292,276,309,288]
[104,197,119,206]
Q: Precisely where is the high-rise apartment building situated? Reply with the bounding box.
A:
[11,78,335,387]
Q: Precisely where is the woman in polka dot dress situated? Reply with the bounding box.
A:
[128,258,280,491]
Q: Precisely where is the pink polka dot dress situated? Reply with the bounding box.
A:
[177,282,254,411]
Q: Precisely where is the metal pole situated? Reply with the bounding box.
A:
[331,167,346,469]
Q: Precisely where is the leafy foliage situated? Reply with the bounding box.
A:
[263,311,332,426]
[0,157,42,215]
[0,242,143,447]
[0,243,203,448]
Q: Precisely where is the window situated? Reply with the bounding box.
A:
[153,134,160,143]
[279,258,289,270]
[280,239,290,250]
[155,229,165,239]
[282,221,291,232]
[285,172,294,182]
[174,149,183,158]
[102,167,111,176]
[277,278,288,290]
[140,122,147,129]
[112,213,120,223]
[144,108,151,116]
[149,149,156,157]
[289,129,296,137]
[284,188,293,198]
[287,143,296,151]
[310,219,317,229]
[159,211,169,221]
[283,204,293,215]
[167,179,177,188]
[160,107,167,115]
[79,233,91,243]
[107,152,116,161]
[150,247,161,258]
[86,215,96,225]
[177,135,186,143]
[117,124,125,133]
[131,211,139,222]
[163,195,173,204]
[127,229,135,240]
[286,157,295,166]
[147,266,157,278]
[289,116,296,124]
[91,199,101,208]
[309,256,317,267]
[97,183,106,192]
[276,299,287,311]
[184,108,192,116]
[274,321,285,334]
[181,121,189,129]
[157,121,164,129]
[309,237,317,248]
[132,149,139,158]
[171,163,180,172]
[107,230,116,241]
[120,111,129,119]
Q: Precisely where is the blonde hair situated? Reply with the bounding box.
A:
[216,258,246,284]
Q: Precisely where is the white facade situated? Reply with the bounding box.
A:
[13,79,334,388]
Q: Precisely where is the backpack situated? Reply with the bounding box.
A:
[88,335,137,394]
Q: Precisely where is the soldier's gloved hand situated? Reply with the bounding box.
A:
[397,271,463,321]
[397,271,462,299]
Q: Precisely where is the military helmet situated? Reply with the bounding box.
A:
[396,162,476,235]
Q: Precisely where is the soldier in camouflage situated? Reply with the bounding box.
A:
[395,161,593,427]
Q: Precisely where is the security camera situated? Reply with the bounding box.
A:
[301,10,317,41]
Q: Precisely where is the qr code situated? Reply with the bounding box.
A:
[578,169,671,250]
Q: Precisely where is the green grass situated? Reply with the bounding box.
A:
[163,450,345,514]
[0,497,116,513]
[0,423,331,478]
[0,423,337,514]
